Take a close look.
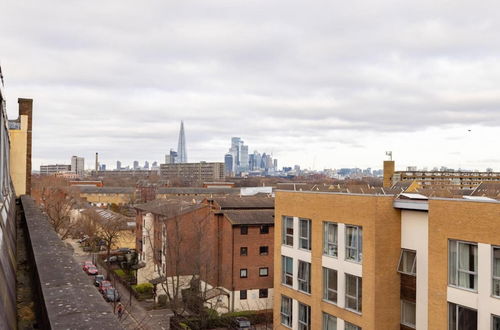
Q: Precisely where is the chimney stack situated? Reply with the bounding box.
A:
[95,152,99,171]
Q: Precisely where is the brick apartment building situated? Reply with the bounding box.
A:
[273,190,500,330]
[134,196,275,312]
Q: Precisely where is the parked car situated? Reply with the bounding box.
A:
[86,266,98,275]
[82,261,94,271]
[94,275,105,287]
[103,256,118,263]
[99,281,113,294]
[231,317,251,329]
[103,288,120,302]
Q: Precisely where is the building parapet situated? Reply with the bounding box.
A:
[20,196,123,329]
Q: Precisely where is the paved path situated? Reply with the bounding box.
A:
[66,239,172,330]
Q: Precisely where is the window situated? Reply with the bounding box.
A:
[260,225,269,234]
[346,225,362,262]
[493,314,500,330]
[259,246,269,255]
[240,290,247,300]
[401,300,416,328]
[299,218,311,250]
[493,247,500,297]
[282,216,294,246]
[323,222,338,257]
[345,274,362,313]
[240,247,248,256]
[280,295,292,327]
[298,261,311,293]
[398,249,417,275]
[240,226,248,235]
[345,322,361,330]
[323,267,337,303]
[448,302,477,330]
[298,303,311,330]
[282,256,293,286]
[259,288,268,298]
[259,267,269,277]
[322,313,337,330]
[240,269,248,278]
[449,240,478,291]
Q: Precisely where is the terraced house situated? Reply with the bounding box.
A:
[273,190,500,330]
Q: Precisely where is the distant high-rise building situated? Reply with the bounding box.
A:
[144,161,150,169]
[116,160,122,170]
[99,164,106,171]
[224,153,233,176]
[273,159,278,170]
[177,121,187,163]
[133,160,139,170]
[240,144,249,172]
[71,156,85,175]
[152,161,158,167]
[166,149,178,164]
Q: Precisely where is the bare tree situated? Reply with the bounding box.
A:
[140,202,221,326]
[41,187,79,239]
[96,210,128,274]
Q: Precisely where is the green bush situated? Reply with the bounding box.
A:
[114,269,126,278]
[133,283,153,294]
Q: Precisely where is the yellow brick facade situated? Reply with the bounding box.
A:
[274,191,402,330]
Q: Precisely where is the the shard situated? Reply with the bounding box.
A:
[177,121,187,163]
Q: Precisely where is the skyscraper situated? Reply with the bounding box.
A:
[224,153,233,176]
[177,121,187,163]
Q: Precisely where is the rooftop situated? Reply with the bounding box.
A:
[223,209,275,225]
[211,196,275,209]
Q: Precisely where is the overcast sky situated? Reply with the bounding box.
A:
[2,0,500,171]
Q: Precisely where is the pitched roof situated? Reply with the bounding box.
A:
[212,196,274,210]
[78,186,135,194]
[157,187,239,195]
[134,198,206,218]
[223,209,275,225]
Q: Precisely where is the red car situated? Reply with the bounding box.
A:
[82,261,94,272]
[86,266,98,275]
[99,281,113,294]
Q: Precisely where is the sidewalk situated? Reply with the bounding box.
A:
[66,239,172,330]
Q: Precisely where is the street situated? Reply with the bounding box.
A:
[66,239,172,330]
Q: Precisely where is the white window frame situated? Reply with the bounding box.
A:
[492,314,500,330]
[345,273,362,313]
[282,216,294,247]
[401,300,416,328]
[298,303,311,330]
[282,256,293,287]
[345,322,361,330]
[298,260,311,294]
[448,302,477,330]
[280,295,292,328]
[493,246,500,298]
[323,267,337,304]
[322,312,337,330]
[345,225,362,263]
[240,268,247,278]
[323,222,338,257]
[448,240,478,291]
[299,218,311,251]
[398,249,417,276]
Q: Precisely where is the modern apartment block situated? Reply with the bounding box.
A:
[273,190,500,330]
[384,160,500,190]
[159,162,225,184]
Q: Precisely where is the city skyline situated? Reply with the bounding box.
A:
[3,2,500,171]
